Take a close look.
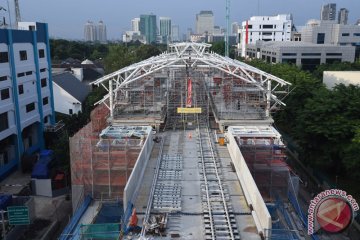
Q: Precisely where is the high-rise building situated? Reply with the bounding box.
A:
[0,22,55,179]
[84,21,107,42]
[238,14,293,57]
[321,3,336,21]
[231,22,239,35]
[338,8,349,25]
[186,28,193,41]
[196,11,214,35]
[97,20,107,43]
[159,17,171,44]
[140,14,157,44]
[131,18,140,32]
[171,25,180,42]
[357,19,360,26]
[84,21,96,42]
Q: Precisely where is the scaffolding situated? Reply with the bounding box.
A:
[91,42,291,127]
[230,126,293,201]
[207,71,268,120]
[70,104,151,206]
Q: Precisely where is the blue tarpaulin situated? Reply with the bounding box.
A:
[31,149,53,179]
[0,195,12,210]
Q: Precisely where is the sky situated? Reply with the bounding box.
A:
[1,0,359,40]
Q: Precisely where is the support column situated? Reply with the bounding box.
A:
[265,80,271,118]
[109,79,114,118]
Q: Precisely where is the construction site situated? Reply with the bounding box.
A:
[61,42,313,240]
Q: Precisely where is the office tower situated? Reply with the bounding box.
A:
[196,11,214,34]
[131,18,140,32]
[84,21,96,41]
[159,17,171,44]
[338,8,349,25]
[140,14,157,44]
[171,25,180,42]
[321,3,336,21]
[97,20,107,43]
[0,22,55,179]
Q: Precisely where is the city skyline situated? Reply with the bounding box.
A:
[3,0,360,39]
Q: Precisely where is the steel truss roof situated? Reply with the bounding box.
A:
[91,42,291,114]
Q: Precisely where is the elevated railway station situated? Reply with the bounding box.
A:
[61,43,311,240]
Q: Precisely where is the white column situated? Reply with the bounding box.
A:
[109,79,114,118]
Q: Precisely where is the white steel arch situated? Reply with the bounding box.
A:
[91,42,291,118]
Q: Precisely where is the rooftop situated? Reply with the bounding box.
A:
[52,72,91,102]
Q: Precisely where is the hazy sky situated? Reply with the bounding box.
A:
[1,0,359,40]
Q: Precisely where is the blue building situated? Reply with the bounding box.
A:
[140,14,157,44]
[0,22,55,179]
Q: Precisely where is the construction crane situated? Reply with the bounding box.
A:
[14,0,21,26]
[225,0,230,57]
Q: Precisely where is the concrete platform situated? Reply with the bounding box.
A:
[132,129,261,240]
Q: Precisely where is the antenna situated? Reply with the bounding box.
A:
[14,0,21,26]
[225,0,230,57]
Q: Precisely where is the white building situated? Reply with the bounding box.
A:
[246,41,355,71]
[231,22,239,35]
[84,21,96,42]
[97,20,107,43]
[196,11,214,35]
[122,31,145,43]
[52,72,90,115]
[84,20,107,42]
[323,71,360,89]
[0,22,55,178]
[238,14,293,57]
[131,18,140,32]
[301,20,360,46]
[171,25,180,42]
[159,17,171,44]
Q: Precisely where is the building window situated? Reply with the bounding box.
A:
[26,71,32,76]
[26,102,35,113]
[69,109,73,115]
[0,52,9,63]
[0,76,7,82]
[354,33,360,37]
[263,25,274,29]
[42,97,48,105]
[0,112,9,132]
[302,53,321,56]
[18,85,24,94]
[326,58,342,64]
[44,116,48,124]
[247,25,252,29]
[40,68,46,72]
[317,33,325,44]
[326,53,342,56]
[17,72,25,78]
[41,78,47,87]
[1,89,10,100]
[282,59,296,64]
[342,33,350,37]
[19,50,27,61]
[39,49,45,58]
